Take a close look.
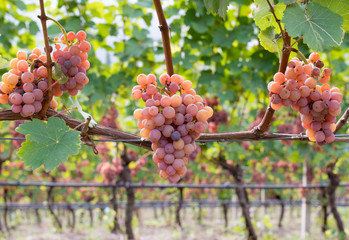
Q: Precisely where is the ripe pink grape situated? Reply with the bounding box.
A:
[21,104,35,117]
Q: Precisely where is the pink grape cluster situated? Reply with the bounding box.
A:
[0,48,57,117]
[268,52,342,145]
[0,30,91,117]
[52,31,91,96]
[132,74,213,182]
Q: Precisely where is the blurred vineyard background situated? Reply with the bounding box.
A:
[0,0,348,239]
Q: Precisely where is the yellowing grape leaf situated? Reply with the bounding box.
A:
[258,27,278,52]
[16,117,81,171]
[315,0,349,31]
[282,2,344,51]
[252,0,286,33]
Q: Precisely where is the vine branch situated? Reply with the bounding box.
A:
[254,33,291,134]
[1,110,348,152]
[290,48,308,64]
[153,0,174,76]
[37,0,54,119]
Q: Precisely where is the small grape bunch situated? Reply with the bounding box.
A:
[0,48,57,117]
[268,52,342,145]
[52,31,90,96]
[132,74,213,182]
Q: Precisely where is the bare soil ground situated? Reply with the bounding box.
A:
[1,206,347,240]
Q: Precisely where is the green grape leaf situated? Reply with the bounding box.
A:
[29,21,40,35]
[16,117,81,171]
[315,0,349,31]
[52,62,69,84]
[204,0,229,20]
[252,0,286,33]
[282,2,344,51]
[0,55,9,69]
[258,27,278,52]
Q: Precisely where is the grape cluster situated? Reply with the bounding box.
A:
[52,31,91,96]
[100,106,120,130]
[0,31,90,117]
[268,52,342,145]
[132,73,213,182]
[0,49,56,117]
[97,160,123,184]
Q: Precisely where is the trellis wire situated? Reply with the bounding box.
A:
[0,181,349,189]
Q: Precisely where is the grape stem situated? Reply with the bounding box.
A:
[43,79,60,93]
[30,58,46,72]
[153,0,174,76]
[47,16,69,47]
[156,86,172,96]
[290,48,309,64]
[36,0,54,120]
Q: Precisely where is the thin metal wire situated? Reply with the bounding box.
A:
[0,181,348,189]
